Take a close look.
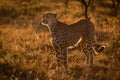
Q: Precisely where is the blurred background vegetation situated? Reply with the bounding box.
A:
[0,0,120,80]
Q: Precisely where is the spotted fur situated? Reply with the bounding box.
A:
[42,13,105,69]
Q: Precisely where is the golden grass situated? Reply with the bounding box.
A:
[0,0,120,80]
[0,22,119,80]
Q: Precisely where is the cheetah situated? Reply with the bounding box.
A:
[41,13,105,69]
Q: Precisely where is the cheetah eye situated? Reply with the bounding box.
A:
[43,15,48,19]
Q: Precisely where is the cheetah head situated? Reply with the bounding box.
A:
[42,13,57,27]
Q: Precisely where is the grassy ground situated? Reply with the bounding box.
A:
[0,0,120,80]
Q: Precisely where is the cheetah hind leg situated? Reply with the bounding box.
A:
[81,41,93,67]
[81,41,94,79]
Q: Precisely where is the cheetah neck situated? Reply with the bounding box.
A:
[48,21,65,38]
[48,23,58,37]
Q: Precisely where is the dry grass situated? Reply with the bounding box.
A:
[0,0,120,80]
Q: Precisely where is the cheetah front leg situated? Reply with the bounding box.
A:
[61,47,68,69]
[53,45,68,69]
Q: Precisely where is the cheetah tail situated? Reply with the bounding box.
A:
[93,44,106,55]
[97,45,106,53]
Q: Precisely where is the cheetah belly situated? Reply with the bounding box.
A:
[68,37,82,49]
[51,36,66,47]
